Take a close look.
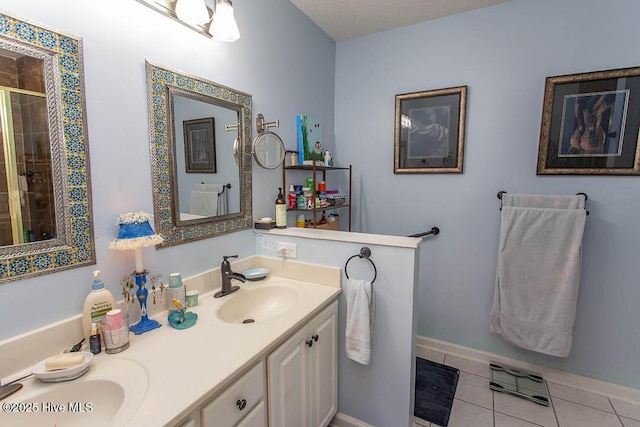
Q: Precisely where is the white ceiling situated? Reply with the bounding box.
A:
[289,0,512,42]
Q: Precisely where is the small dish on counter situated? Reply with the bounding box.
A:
[32,352,94,382]
[242,268,269,281]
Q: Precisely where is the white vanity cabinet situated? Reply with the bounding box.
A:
[267,300,338,427]
[200,361,267,427]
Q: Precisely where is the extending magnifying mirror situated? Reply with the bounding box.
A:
[253,113,285,169]
[226,123,240,166]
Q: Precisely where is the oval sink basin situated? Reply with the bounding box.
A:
[4,358,147,427]
[217,285,300,324]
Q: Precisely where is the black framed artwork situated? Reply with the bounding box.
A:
[537,66,640,175]
[394,86,467,173]
[183,117,216,173]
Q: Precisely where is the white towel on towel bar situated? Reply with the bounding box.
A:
[196,183,224,193]
[216,190,227,216]
[345,278,374,365]
[194,184,228,215]
[490,197,586,357]
[190,190,217,217]
[502,193,585,210]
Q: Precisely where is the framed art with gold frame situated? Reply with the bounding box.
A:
[537,66,640,175]
[394,86,467,174]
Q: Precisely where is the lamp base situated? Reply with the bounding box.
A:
[130,317,162,335]
[129,270,162,335]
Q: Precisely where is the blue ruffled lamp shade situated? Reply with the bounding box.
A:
[109,212,163,250]
[109,212,163,272]
[109,212,164,335]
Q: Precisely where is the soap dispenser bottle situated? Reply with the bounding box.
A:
[82,270,116,341]
[275,187,287,229]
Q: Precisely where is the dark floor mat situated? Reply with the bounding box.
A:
[414,357,460,426]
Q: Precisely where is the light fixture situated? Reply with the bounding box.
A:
[210,0,240,42]
[174,0,210,26]
[109,212,164,335]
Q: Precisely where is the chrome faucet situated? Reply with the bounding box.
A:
[214,255,246,298]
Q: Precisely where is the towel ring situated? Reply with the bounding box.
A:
[344,247,377,284]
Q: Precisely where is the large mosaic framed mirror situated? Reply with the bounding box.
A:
[145,61,252,247]
[0,11,95,283]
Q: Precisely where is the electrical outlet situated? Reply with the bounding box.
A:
[277,242,297,258]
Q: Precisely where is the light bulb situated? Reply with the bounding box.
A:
[210,0,240,42]
[175,0,210,26]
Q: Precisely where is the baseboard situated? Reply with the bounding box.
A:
[329,412,374,427]
[417,335,640,404]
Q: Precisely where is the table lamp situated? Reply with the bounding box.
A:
[109,212,164,334]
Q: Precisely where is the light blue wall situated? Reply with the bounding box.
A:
[335,0,640,389]
[255,233,420,427]
[0,0,335,340]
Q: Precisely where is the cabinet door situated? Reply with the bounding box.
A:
[268,326,310,427]
[308,301,338,427]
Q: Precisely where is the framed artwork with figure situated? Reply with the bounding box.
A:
[183,117,216,173]
[537,66,640,175]
[394,86,467,173]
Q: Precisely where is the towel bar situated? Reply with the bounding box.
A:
[219,183,231,195]
[344,247,377,284]
[197,182,231,195]
[408,226,440,238]
[497,191,589,215]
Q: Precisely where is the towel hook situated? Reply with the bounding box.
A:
[344,246,377,284]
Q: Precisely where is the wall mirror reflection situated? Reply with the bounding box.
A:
[146,61,252,247]
[0,49,52,246]
[171,92,240,221]
[0,11,95,283]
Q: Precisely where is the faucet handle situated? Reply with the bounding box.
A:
[222,255,239,272]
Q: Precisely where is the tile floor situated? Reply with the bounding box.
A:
[414,348,640,427]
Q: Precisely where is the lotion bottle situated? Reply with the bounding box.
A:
[82,270,116,341]
[275,187,287,229]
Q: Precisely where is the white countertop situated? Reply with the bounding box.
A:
[4,274,341,426]
[262,227,423,248]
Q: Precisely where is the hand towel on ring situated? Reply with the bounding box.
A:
[345,278,375,365]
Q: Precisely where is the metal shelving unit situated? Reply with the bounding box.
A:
[282,150,352,231]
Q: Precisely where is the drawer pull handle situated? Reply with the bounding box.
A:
[313,334,319,342]
[306,339,313,348]
[236,399,247,410]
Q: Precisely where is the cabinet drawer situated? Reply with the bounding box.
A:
[237,401,267,427]
[202,362,265,427]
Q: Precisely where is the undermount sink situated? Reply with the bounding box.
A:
[4,358,147,427]
[216,285,300,324]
